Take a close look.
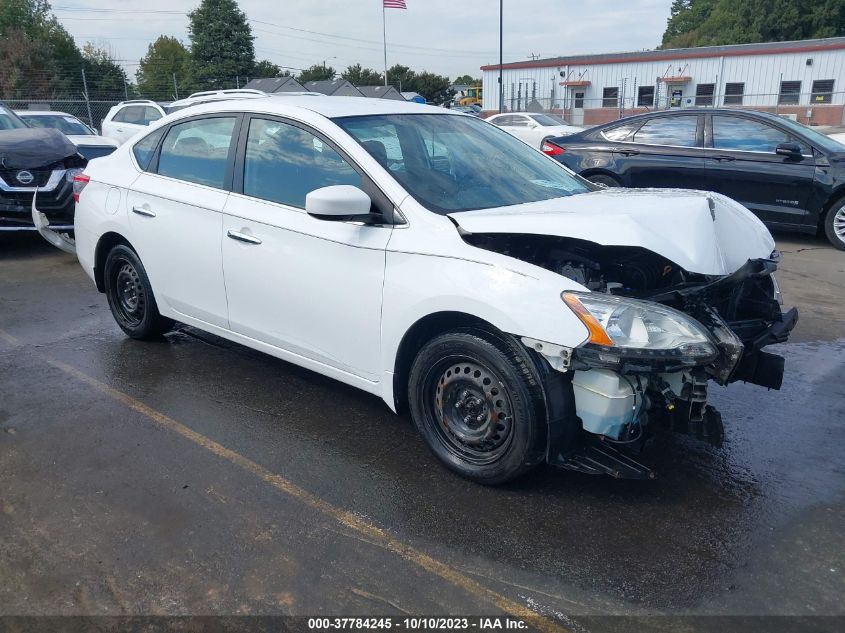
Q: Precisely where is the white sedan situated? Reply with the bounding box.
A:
[486,112,583,148]
[35,96,795,484]
[16,110,118,160]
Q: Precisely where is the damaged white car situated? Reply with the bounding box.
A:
[35,97,798,483]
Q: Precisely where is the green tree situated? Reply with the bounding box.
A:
[298,63,336,83]
[136,36,190,100]
[453,74,480,86]
[0,0,84,98]
[385,63,415,92]
[661,0,845,49]
[412,71,454,105]
[252,59,282,78]
[81,43,130,100]
[188,0,255,90]
[341,63,383,85]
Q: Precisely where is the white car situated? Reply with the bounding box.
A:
[34,96,796,484]
[486,112,583,148]
[16,110,119,160]
[101,100,166,145]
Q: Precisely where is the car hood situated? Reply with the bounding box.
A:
[0,128,80,169]
[448,188,775,276]
[67,134,119,147]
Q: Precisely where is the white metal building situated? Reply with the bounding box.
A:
[480,37,845,126]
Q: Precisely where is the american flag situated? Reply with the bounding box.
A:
[384,0,407,8]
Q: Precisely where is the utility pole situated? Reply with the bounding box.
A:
[173,73,179,100]
[498,0,504,112]
[123,76,129,100]
[80,67,93,127]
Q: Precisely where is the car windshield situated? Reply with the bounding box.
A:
[335,113,590,214]
[0,106,28,130]
[530,114,571,126]
[773,115,845,154]
[22,113,93,135]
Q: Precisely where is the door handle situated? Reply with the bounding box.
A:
[227,229,262,245]
[711,155,736,162]
[131,205,156,217]
[618,149,640,156]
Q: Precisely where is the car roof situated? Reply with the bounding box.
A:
[15,110,77,117]
[168,95,446,120]
[601,107,793,128]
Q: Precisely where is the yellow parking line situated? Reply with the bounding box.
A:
[2,336,568,633]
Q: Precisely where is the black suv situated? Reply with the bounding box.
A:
[0,104,85,233]
[546,108,845,249]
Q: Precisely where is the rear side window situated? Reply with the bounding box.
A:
[632,116,698,147]
[133,127,166,171]
[243,117,362,208]
[157,117,237,188]
[601,122,638,141]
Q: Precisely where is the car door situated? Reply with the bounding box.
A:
[705,114,816,225]
[612,114,706,189]
[127,114,239,328]
[221,115,392,381]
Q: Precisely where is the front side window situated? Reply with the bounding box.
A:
[157,117,236,188]
[712,115,807,154]
[336,113,590,215]
[632,116,698,147]
[114,106,143,124]
[243,118,361,209]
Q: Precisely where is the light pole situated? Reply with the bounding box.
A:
[499,0,504,112]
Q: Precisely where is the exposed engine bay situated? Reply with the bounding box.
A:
[464,232,798,479]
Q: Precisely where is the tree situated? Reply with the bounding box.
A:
[385,64,453,104]
[81,43,130,100]
[385,64,415,92]
[136,36,190,100]
[341,63,383,86]
[453,74,480,86]
[188,0,255,90]
[252,59,282,79]
[0,0,84,98]
[661,0,845,49]
[298,63,336,83]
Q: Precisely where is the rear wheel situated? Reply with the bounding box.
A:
[104,244,173,339]
[408,328,546,485]
[586,173,622,188]
[823,198,845,250]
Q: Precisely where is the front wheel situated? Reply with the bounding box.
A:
[407,328,546,485]
[104,244,173,339]
[823,198,845,250]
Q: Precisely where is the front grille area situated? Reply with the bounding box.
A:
[0,177,74,228]
[0,168,55,187]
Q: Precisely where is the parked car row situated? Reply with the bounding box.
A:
[33,95,796,483]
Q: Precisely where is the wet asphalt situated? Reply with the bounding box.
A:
[0,233,843,630]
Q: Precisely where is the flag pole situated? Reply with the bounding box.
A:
[383,2,388,86]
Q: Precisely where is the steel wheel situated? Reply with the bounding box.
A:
[114,260,146,328]
[834,206,845,242]
[426,356,515,465]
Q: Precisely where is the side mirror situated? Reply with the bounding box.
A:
[775,142,803,158]
[305,185,372,219]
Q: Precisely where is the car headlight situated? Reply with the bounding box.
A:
[562,292,717,363]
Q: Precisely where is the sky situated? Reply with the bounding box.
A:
[53,0,671,81]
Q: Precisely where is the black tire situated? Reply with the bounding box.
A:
[407,328,546,485]
[104,244,173,339]
[823,198,845,250]
[586,173,622,188]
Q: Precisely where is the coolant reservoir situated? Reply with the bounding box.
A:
[572,369,643,439]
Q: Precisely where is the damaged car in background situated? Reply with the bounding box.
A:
[35,97,798,484]
[1,104,85,239]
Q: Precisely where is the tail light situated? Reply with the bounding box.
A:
[542,141,565,156]
[72,173,90,203]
